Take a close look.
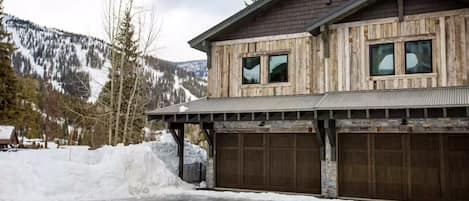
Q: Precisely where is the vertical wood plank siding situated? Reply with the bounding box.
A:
[209,9,469,98]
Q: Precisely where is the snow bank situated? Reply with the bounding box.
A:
[0,126,14,140]
[0,133,207,201]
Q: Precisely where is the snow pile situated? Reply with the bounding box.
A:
[0,134,206,201]
[0,125,14,139]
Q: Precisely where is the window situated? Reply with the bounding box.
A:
[242,57,261,85]
[269,55,288,83]
[405,40,432,74]
[370,43,395,76]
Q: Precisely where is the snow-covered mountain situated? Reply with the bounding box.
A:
[4,14,207,107]
[176,60,208,79]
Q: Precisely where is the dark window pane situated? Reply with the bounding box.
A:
[243,57,261,84]
[370,43,395,76]
[269,55,288,83]
[406,40,432,74]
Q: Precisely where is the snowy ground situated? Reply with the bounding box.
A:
[0,132,343,201]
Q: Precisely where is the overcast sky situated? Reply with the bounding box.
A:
[4,0,245,62]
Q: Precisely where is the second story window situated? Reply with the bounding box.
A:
[269,55,288,83]
[242,56,261,85]
[405,40,432,74]
[370,43,395,76]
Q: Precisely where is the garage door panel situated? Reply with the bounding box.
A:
[339,134,370,197]
[217,133,321,194]
[340,133,469,201]
[374,152,404,200]
[269,149,294,189]
[410,135,441,201]
[446,135,469,201]
[296,134,317,148]
[244,134,264,148]
[243,150,264,187]
[270,134,294,148]
[297,149,321,193]
[218,133,239,147]
[217,148,240,187]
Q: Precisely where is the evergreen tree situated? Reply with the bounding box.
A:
[0,0,20,125]
[100,2,147,145]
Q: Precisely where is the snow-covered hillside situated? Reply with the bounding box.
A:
[4,14,207,105]
[177,60,208,79]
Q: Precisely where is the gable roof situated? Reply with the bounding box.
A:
[190,0,469,52]
[189,0,279,52]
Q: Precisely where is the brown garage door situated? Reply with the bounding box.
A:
[216,133,321,194]
[338,133,469,201]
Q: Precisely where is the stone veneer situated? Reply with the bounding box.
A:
[321,135,337,198]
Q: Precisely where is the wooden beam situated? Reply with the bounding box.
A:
[314,120,326,161]
[169,129,182,148]
[398,0,404,22]
[322,25,331,58]
[177,127,185,179]
[201,122,215,157]
[203,129,214,157]
[325,120,337,161]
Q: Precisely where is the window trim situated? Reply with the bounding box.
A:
[404,40,433,75]
[242,56,261,85]
[369,43,396,77]
[268,54,289,83]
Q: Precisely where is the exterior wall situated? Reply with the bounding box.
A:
[329,9,469,91]
[209,35,314,98]
[208,9,469,98]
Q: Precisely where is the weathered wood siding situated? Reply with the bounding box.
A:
[331,9,469,91]
[209,9,469,98]
[209,35,313,98]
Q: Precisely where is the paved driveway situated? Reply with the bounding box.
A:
[107,190,331,201]
[122,195,252,201]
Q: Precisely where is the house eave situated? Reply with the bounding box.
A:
[306,0,376,34]
[188,0,279,52]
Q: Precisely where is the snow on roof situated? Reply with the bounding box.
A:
[0,126,15,140]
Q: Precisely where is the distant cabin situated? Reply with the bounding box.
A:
[0,126,19,149]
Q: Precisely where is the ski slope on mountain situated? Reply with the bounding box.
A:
[4,14,206,104]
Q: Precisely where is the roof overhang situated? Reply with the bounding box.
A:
[306,0,376,35]
[189,0,279,52]
[148,87,469,123]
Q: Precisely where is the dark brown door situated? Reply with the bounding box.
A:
[339,133,469,201]
[216,133,321,194]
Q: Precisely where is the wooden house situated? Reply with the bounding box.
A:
[0,126,19,149]
[148,0,469,200]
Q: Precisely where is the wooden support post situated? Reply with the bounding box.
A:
[326,120,337,161]
[322,25,330,58]
[178,127,184,179]
[314,120,326,161]
[169,123,185,179]
[201,122,215,157]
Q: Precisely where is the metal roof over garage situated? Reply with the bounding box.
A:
[148,94,324,115]
[317,87,469,110]
[148,87,469,122]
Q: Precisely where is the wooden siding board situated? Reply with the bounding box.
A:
[209,9,469,98]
